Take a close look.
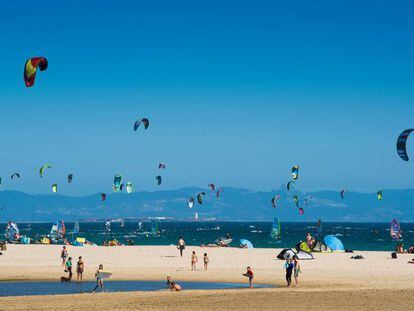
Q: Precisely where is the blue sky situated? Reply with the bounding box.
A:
[0,1,414,195]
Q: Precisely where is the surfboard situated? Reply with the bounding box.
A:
[97,271,112,279]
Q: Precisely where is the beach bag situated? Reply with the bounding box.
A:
[391,252,397,259]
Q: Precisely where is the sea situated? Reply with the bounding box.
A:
[4,221,413,251]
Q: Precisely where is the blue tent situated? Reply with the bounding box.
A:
[324,235,344,251]
[239,239,254,249]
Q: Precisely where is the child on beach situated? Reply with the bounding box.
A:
[293,255,301,286]
[93,264,105,292]
[203,253,209,270]
[77,256,84,281]
[65,257,73,281]
[191,251,198,271]
[243,266,254,288]
[166,276,182,291]
[60,246,68,266]
[285,258,294,287]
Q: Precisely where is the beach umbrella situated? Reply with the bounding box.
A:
[324,235,344,251]
[239,239,254,249]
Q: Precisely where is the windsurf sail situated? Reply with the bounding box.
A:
[105,220,111,232]
[270,217,281,241]
[50,220,66,242]
[315,219,323,237]
[73,222,80,235]
[5,222,20,242]
[150,220,159,236]
[390,219,402,241]
[120,218,125,228]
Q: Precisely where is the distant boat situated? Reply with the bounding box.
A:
[120,218,125,228]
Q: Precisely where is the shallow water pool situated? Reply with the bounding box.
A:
[0,280,270,297]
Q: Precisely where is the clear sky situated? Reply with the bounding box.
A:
[0,1,414,195]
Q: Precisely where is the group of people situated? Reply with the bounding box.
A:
[396,243,414,254]
[177,236,302,289]
[284,255,301,287]
[60,246,84,281]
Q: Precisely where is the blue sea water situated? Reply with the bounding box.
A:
[6,221,413,251]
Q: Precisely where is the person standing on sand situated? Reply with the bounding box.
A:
[65,257,73,281]
[293,255,301,286]
[177,237,185,257]
[285,257,294,287]
[203,253,209,270]
[77,256,84,281]
[93,264,105,292]
[60,246,68,266]
[191,251,198,271]
[243,266,254,288]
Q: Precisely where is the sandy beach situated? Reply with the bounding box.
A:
[0,244,413,310]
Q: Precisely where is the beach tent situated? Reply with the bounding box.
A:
[324,235,344,251]
[277,248,314,260]
[239,239,254,249]
[312,240,332,253]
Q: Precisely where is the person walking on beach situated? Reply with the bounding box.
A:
[177,237,185,257]
[77,256,84,281]
[285,257,294,287]
[203,253,209,270]
[243,266,254,288]
[65,257,73,281]
[93,264,105,292]
[60,246,68,266]
[191,251,198,271]
[293,255,301,286]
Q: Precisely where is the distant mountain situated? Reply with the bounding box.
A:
[0,187,413,222]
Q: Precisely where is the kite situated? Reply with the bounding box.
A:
[158,163,166,170]
[39,164,52,178]
[126,182,133,194]
[216,188,223,198]
[134,118,149,131]
[287,181,295,191]
[24,57,48,87]
[156,175,162,186]
[113,175,123,192]
[10,173,20,179]
[396,129,414,161]
[101,193,107,202]
[67,174,73,183]
[52,184,57,193]
[299,207,304,215]
[197,192,206,205]
[208,184,216,191]
[292,165,299,180]
[188,197,195,209]
[271,195,281,208]
[377,190,383,201]
[340,188,349,199]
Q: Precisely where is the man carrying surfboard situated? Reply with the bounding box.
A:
[92,264,112,292]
